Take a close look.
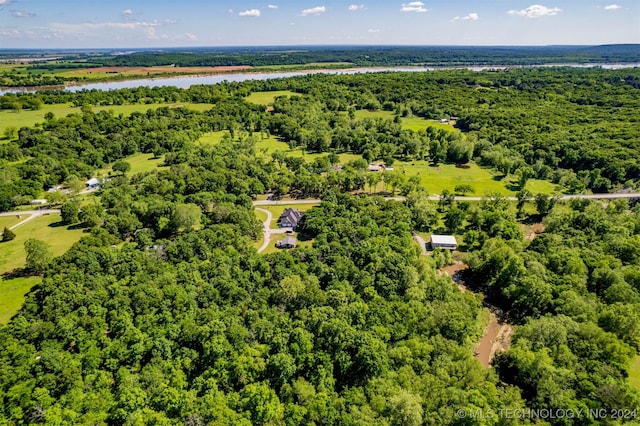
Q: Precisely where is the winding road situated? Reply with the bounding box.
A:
[255,208,273,253]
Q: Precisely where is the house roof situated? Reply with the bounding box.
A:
[280,208,302,224]
[431,235,457,245]
[86,178,100,186]
[279,237,296,246]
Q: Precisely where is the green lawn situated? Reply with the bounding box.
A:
[255,203,320,227]
[262,233,313,255]
[0,102,212,139]
[353,110,459,133]
[95,152,167,178]
[0,276,40,326]
[0,213,87,326]
[383,161,509,196]
[255,136,362,164]
[0,215,22,230]
[197,131,231,145]
[629,355,640,391]
[245,90,299,105]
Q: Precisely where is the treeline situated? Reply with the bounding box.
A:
[93,45,640,67]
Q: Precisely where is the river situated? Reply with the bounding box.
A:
[1,63,638,95]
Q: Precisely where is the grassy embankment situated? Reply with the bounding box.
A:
[629,356,640,391]
[0,213,86,326]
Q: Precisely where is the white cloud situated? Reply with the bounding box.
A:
[238,9,261,17]
[13,11,36,18]
[268,4,278,9]
[185,32,197,40]
[349,4,365,11]
[48,20,173,40]
[401,2,428,13]
[604,4,621,10]
[0,0,14,4]
[508,5,561,18]
[367,28,380,33]
[452,12,478,22]
[301,6,326,16]
[121,9,133,15]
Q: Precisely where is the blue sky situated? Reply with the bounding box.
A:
[0,1,638,48]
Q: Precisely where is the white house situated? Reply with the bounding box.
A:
[86,178,100,189]
[430,234,457,250]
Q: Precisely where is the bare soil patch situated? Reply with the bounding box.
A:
[523,222,545,241]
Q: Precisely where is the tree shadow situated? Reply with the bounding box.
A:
[2,267,36,279]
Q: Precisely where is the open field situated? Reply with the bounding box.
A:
[0,102,212,138]
[197,131,230,145]
[0,276,40,326]
[254,136,363,163]
[353,110,459,133]
[245,90,299,105]
[0,213,87,325]
[380,161,508,195]
[630,355,640,391]
[0,216,22,230]
[95,152,167,178]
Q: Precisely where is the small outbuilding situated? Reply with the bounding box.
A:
[279,208,303,229]
[86,178,100,189]
[31,199,48,205]
[430,234,457,250]
[276,237,297,249]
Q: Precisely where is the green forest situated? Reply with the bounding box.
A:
[0,67,639,424]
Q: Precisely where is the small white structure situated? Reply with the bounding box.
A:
[31,199,47,205]
[86,178,100,189]
[430,234,457,250]
[368,164,381,172]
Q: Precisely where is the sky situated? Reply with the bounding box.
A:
[0,0,638,49]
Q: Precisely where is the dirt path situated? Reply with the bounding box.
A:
[438,259,513,367]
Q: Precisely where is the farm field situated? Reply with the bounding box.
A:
[0,102,213,138]
[0,213,86,325]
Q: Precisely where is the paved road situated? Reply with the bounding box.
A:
[255,208,273,253]
[253,192,640,206]
[0,209,61,231]
[412,233,428,255]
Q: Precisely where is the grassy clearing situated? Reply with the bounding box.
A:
[255,136,362,164]
[0,215,22,230]
[0,213,87,326]
[0,276,40,326]
[197,131,230,145]
[245,91,299,105]
[629,355,640,391]
[353,110,459,133]
[94,152,167,178]
[0,102,212,137]
[386,161,512,196]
